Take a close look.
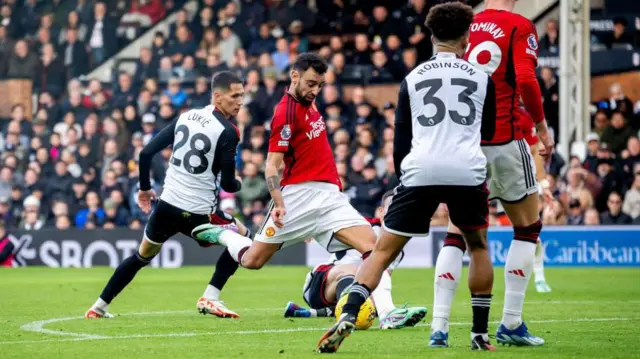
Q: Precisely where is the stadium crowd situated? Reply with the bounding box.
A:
[0,0,639,233]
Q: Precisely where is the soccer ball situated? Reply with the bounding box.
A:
[334,294,376,330]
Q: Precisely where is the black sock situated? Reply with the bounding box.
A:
[342,282,370,317]
[471,294,492,334]
[210,249,239,290]
[335,275,355,298]
[100,253,152,303]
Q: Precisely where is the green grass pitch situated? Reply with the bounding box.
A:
[1,266,639,358]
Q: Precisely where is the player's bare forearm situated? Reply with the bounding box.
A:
[265,152,285,207]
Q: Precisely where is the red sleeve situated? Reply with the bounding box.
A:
[268,101,295,153]
[513,20,545,124]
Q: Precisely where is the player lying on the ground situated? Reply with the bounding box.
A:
[428,0,554,348]
[85,72,246,319]
[284,191,427,329]
[317,2,497,352]
[190,54,392,298]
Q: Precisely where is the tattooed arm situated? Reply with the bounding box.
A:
[265,151,286,227]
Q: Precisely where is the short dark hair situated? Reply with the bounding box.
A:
[425,1,474,42]
[292,53,328,75]
[211,71,243,92]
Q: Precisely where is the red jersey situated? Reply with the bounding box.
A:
[465,9,545,145]
[268,92,341,189]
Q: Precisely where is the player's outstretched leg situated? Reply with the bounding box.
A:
[533,238,551,293]
[317,229,409,353]
[198,250,240,318]
[85,236,158,318]
[430,230,465,347]
[497,196,545,346]
[284,302,333,318]
[376,271,428,330]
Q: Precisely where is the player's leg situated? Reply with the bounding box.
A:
[198,214,251,318]
[429,222,465,347]
[447,184,495,351]
[530,143,551,293]
[85,200,177,318]
[317,186,435,353]
[488,140,544,345]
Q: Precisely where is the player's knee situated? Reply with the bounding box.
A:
[240,254,266,270]
[444,232,467,252]
[513,220,542,244]
[139,236,163,258]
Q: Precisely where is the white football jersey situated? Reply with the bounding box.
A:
[397,52,496,187]
[161,105,238,214]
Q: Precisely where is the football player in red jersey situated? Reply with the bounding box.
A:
[430,0,552,348]
[190,53,406,321]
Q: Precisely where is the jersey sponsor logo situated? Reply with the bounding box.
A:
[470,22,505,39]
[281,124,292,140]
[278,140,289,147]
[305,117,326,140]
[265,226,276,237]
[527,34,538,50]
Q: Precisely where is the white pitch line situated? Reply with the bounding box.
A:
[3,316,637,346]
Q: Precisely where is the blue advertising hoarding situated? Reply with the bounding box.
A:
[432,226,640,267]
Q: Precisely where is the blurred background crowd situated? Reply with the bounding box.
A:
[0,0,639,234]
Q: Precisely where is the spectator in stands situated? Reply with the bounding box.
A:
[134,47,158,84]
[32,27,52,55]
[540,19,560,54]
[369,50,394,84]
[604,17,634,49]
[403,0,431,61]
[218,26,241,66]
[191,5,214,43]
[59,11,87,45]
[74,0,94,26]
[7,40,37,80]
[112,72,136,109]
[401,48,418,76]
[0,25,13,76]
[583,208,600,225]
[88,2,117,65]
[20,0,40,38]
[75,190,105,228]
[40,14,60,46]
[35,44,65,97]
[175,55,198,82]
[601,111,633,155]
[196,28,219,60]
[164,77,188,107]
[151,31,167,60]
[188,76,211,108]
[288,20,308,54]
[539,66,559,136]
[608,82,634,121]
[0,5,18,39]
[168,8,189,41]
[237,162,267,208]
[169,24,196,64]
[62,28,89,81]
[249,23,275,57]
[350,33,372,65]
[623,170,640,220]
[601,191,633,224]
[19,195,45,231]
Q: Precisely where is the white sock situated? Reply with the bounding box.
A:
[217,230,252,263]
[502,240,536,329]
[432,246,463,333]
[533,238,546,282]
[203,285,221,300]
[92,298,109,313]
[371,270,394,319]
